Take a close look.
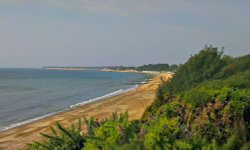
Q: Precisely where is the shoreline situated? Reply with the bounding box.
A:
[0,73,172,150]
[0,70,152,132]
[0,86,138,132]
[101,68,175,75]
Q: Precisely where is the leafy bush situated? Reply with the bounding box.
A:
[27,46,250,150]
[27,120,85,150]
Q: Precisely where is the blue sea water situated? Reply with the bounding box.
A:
[0,68,150,131]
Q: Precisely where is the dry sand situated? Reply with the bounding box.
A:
[0,73,171,150]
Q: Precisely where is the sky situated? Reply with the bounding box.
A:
[0,0,250,68]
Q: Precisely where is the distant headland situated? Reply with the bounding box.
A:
[43,63,179,74]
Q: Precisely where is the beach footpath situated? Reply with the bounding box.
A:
[0,73,171,150]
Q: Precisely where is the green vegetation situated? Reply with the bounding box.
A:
[107,63,180,72]
[28,46,250,150]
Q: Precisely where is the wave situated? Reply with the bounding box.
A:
[1,111,62,131]
[0,85,138,132]
[70,85,137,108]
[124,79,149,85]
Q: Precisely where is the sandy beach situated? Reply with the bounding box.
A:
[0,73,171,150]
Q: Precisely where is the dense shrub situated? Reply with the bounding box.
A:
[28,46,250,150]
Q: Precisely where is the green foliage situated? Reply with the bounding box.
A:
[27,120,85,150]
[137,64,170,72]
[174,140,192,150]
[201,139,218,150]
[220,133,241,150]
[161,46,227,95]
[240,142,250,150]
[83,115,121,149]
[107,63,180,72]
[144,117,180,150]
[183,86,215,108]
[28,46,250,150]
[217,54,250,78]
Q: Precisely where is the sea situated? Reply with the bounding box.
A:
[0,68,151,131]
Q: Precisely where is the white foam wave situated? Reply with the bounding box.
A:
[1,111,62,131]
[0,85,138,132]
[70,86,137,108]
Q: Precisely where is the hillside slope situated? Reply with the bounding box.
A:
[28,46,250,150]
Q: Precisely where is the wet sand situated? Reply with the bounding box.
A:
[0,73,171,150]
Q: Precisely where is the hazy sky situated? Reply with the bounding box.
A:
[0,0,250,68]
